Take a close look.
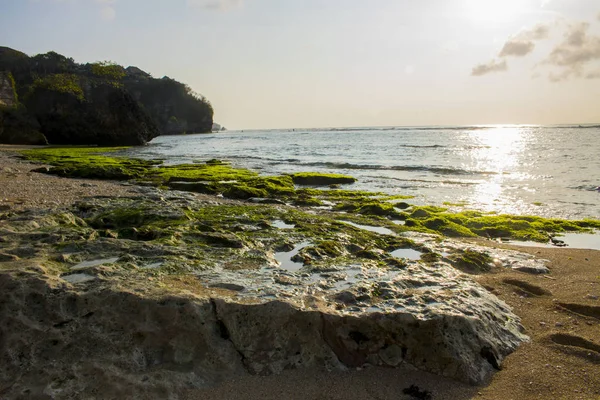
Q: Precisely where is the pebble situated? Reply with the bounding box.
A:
[555,322,564,327]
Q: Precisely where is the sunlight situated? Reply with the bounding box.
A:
[470,127,524,174]
[467,127,530,212]
[463,0,530,22]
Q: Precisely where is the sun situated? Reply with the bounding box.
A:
[463,0,531,23]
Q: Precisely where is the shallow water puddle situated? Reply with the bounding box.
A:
[272,220,295,229]
[331,267,363,290]
[62,273,96,284]
[341,221,395,236]
[274,241,311,272]
[391,248,423,260]
[508,232,600,251]
[559,232,600,250]
[71,257,119,271]
[143,262,164,270]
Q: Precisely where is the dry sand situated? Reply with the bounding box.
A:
[0,146,598,400]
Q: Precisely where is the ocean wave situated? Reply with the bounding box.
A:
[569,185,600,192]
[363,175,477,186]
[288,161,496,176]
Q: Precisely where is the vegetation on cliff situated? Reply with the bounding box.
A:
[0,46,214,145]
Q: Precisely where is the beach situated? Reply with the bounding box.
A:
[0,147,598,400]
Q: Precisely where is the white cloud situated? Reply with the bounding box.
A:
[471,59,508,76]
[187,0,243,11]
[499,23,550,57]
[545,21,600,81]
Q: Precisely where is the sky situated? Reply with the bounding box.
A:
[1,0,600,129]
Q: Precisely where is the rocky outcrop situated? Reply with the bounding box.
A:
[0,71,48,145]
[0,107,47,145]
[124,75,213,135]
[24,83,160,146]
[0,189,534,398]
[0,47,214,145]
[0,71,17,107]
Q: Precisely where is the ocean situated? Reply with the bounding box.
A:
[123,125,600,220]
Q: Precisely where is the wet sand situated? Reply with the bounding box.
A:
[1,147,598,400]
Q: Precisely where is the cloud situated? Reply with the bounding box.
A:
[471,59,508,76]
[545,21,600,80]
[499,24,550,57]
[187,0,243,11]
[472,23,551,77]
[499,41,535,57]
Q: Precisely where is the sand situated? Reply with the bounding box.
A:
[0,146,598,400]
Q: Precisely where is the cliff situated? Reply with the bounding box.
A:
[0,70,47,145]
[0,47,214,145]
[124,69,214,135]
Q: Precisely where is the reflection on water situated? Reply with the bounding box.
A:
[509,232,600,251]
[469,127,527,213]
[390,248,423,260]
[125,125,600,219]
[341,221,395,236]
[274,242,310,272]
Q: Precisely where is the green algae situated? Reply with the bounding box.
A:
[449,250,493,274]
[21,147,159,180]
[334,200,403,219]
[404,208,600,242]
[19,147,600,244]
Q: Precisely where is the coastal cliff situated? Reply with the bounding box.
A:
[0,47,214,145]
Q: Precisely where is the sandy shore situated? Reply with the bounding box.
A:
[0,145,139,211]
[1,147,598,400]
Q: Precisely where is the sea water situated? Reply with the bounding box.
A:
[123,125,600,220]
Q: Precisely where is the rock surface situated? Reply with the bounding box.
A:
[0,71,17,107]
[0,188,537,399]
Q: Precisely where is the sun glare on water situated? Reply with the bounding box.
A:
[463,0,531,22]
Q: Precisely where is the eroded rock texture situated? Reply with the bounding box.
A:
[0,191,533,399]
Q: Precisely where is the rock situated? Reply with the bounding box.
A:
[0,71,17,107]
[199,232,246,248]
[410,209,431,218]
[0,106,48,145]
[209,282,245,292]
[0,195,537,398]
[168,181,217,194]
[25,83,160,146]
[395,202,411,210]
[247,197,286,205]
[0,272,245,399]
[512,264,550,275]
[0,47,213,145]
[291,173,357,186]
[0,252,19,262]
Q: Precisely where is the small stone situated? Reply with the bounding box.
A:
[555,322,564,327]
